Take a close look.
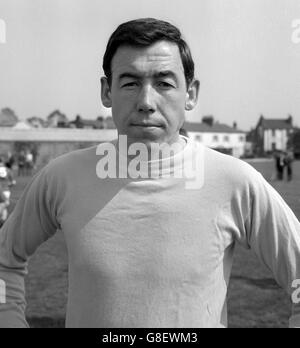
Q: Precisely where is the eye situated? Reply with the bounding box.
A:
[121,82,138,88]
[157,81,175,89]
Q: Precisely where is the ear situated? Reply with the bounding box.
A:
[101,77,112,108]
[185,79,200,111]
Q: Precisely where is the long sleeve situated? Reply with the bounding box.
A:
[241,171,300,327]
[0,166,60,327]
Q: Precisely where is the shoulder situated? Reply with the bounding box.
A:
[41,141,120,181]
[202,146,264,189]
[41,145,100,181]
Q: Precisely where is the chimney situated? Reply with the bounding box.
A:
[233,122,237,129]
[202,115,214,127]
[287,115,293,126]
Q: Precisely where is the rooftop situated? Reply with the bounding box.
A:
[184,121,245,134]
[260,118,294,130]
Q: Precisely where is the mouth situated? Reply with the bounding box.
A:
[130,122,163,128]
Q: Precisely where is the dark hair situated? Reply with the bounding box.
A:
[103,18,195,87]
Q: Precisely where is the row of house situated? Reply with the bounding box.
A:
[0,108,116,130]
[183,116,246,158]
[0,107,299,158]
[185,115,300,157]
[248,115,300,157]
[184,115,299,158]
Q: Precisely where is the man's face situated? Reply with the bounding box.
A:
[101,41,199,147]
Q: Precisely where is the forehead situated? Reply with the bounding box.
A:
[111,41,184,77]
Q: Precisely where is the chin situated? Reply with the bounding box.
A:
[127,126,165,142]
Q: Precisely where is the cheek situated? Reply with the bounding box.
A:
[112,91,135,110]
[111,93,131,112]
[111,95,136,129]
[158,94,186,119]
[161,91,186,108]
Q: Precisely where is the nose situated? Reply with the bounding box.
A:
[136,85,156,113]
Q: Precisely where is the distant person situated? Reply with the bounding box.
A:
[274,150,285,181]
[17,150,26,177]
[0,159,16,227]
[0,18,300,328]
[25,151,34,176]
[284,149,294,182]
[5,152,15,170]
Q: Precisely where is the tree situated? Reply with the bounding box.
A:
[0,108,19,127]
[47,110,69,128]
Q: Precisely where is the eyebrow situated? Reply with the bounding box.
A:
[118,73,141,81]
[118,71,178,82]
[153,71,178,81]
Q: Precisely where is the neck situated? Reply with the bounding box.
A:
[117,135,187,162]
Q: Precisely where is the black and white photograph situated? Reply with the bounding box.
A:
[0,0,300,329]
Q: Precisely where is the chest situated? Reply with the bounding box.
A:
[62,185,223,283]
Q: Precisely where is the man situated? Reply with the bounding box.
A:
[0,18,300,328]
[274,150,285,181]
[284,149,294,182]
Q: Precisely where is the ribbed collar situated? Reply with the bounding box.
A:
[113,136,194,179]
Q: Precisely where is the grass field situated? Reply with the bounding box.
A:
[6,160,300,328]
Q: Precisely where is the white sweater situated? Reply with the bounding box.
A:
[0,137,300,327]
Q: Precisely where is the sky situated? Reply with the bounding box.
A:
[0,0,300,131]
